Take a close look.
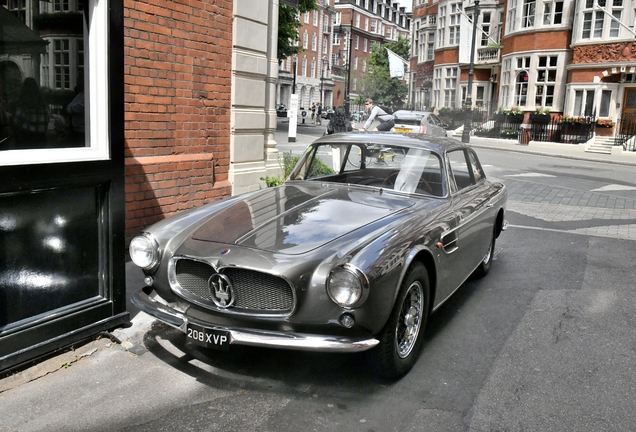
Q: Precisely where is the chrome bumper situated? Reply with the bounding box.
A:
[131,287,379,353]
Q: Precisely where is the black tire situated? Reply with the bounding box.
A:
[473,226,496,278]
[372,262,430,379]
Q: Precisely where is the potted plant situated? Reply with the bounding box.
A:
[506,107,525,123]
[531,108,551,124]
[595,118,615,128]
[500,128,519,139]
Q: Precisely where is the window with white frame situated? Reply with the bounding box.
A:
[501,58,511,107]
[53,39,71,89]
[53,0,70,12]
[599,90,612,117]
[481,12,491,46]
[355,35,359,49]
[573,89,595,117]
[312,34,317,51]
[507,0,517,33]
[313,10,318,26]
[364,38,368,52]
[444,67,458,108]
[514,71,528,107]
[582,0,623,39]
[427,32,435,61]
[433,68,442,108]
[371,20,377,33]
[449,2,462,45]
[438,6,446,47]
[356,13,360,28]
[304,12,309,24]
[362,60,367,72]
[354,57,358,70]
[365,17,369,31]
[334,11,341,25]
[323,37,328,53]
[332,32,341,45]
[535,55,557,107]
[311,58,316,78]
[302,57,307,76]
[303,31,308,49]
[522,0,536,28]
[542,1,563,25]
[386,27,392,39]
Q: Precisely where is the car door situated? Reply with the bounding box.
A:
[436,149,493,298]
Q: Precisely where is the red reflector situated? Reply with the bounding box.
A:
[420,124,427,134]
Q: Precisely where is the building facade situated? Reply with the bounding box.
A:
[410,0,636,133]
[276,0,411,113]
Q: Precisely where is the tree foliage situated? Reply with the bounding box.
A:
[277,0,319,63]
[359,36,411,107]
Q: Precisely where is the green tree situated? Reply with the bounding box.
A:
[360,35,411,107]
[277,0,319,63]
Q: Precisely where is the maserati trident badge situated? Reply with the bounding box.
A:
[208,273,235,308]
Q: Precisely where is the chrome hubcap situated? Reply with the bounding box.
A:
[483,239,493,264]
[396,281,424,358]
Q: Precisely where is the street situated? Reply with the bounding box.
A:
[2,124,636,431]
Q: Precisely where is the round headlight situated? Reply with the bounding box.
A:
[129,233,160,270]
[327,265,366,308]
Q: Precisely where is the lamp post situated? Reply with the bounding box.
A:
[320,57,328,106]
[462,0,480,143]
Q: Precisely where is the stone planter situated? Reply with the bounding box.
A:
[531,114,551,124]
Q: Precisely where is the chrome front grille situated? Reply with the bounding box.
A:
[173,258,294,314]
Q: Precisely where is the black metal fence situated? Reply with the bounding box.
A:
[615,115,636,152]
[528,115,596,145]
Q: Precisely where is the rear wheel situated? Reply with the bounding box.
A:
[372,262,430,379]
[474,226,496,277]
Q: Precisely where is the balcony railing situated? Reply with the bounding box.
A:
[477,46,501,63]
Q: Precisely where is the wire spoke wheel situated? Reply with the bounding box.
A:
[395,281,423,358]
[372,262,430,379]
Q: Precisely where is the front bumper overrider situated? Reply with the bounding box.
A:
[131,287,379,353]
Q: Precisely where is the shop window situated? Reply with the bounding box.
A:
[2,0,110,165]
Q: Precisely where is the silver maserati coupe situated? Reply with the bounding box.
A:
[130,133,507,378]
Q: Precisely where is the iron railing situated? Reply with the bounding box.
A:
[615,114,636,152]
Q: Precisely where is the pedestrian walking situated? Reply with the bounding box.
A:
[316,103,323,125]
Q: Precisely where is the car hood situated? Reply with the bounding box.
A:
[188,182,415,255]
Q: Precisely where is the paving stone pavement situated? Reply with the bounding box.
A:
[489,175,636,241]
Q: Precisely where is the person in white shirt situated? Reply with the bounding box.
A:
[359,98,394,132]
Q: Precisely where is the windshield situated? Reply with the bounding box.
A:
[288,142,444,197]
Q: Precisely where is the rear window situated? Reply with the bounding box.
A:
[394,114,424,125]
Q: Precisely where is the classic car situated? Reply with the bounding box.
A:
[130,133,507,378]
[391,110,447,137]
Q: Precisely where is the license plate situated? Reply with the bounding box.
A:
[394,128,410,133]
[186,323,230,351]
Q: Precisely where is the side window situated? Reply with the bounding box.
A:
[447,150,475,190]
[427,114,442,125]
[467,150,485,182]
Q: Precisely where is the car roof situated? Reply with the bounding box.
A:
[312,132,466,155]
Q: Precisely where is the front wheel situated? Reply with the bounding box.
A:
[372,262,430,379]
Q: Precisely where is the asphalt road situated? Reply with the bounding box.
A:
[2,126,635,431]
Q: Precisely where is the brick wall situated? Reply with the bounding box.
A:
[123,0,233,242]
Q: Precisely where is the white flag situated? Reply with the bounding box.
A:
[386,48,406,79]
